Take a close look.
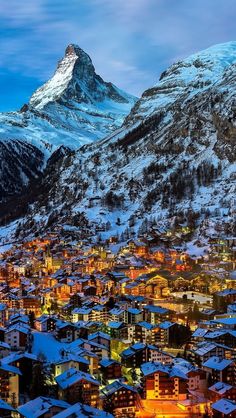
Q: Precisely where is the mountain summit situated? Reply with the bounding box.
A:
[0,44,137,201]
[30,43,135,110]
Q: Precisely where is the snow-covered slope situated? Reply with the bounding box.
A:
[17,41,236,240]
[0,44,137,202]
[126,41,236,124]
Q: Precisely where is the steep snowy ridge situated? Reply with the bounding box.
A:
[126,41,236,125]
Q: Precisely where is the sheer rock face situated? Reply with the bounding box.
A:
[0,139,44,202]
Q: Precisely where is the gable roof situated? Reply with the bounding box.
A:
[203,356,233,371]
[55,368,99,389]
[17,397,70,418]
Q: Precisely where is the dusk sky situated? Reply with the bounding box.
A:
[1,0,236,111]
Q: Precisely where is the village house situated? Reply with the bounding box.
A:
[208,381,236,403]
[141,361,188,401]
[53,354,89,377]
[4,324,31,351]
[211,398,236,418]
[203,356,236,385]
[102,380,137,418]
[55,368,100,407]
[0,362,21,407]
[34,315,57,332]
[99,358,122,382]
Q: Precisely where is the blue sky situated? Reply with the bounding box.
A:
[1,0,236,111]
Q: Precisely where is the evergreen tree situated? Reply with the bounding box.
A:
[30,362,48,399]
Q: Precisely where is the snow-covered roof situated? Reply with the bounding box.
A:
[144,305,169,314]
[192,328,208,338]
[102,380,137,397]
[203,356,233,370]
[88,331,111,341]
[55,368,99,389]
[212,398,236,415]
[209,381,233,395]
[18,396,70,418]
[100,358,120,368]
[0,398,16,411]
[52,402,114,418]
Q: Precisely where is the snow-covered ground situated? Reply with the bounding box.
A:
[32,331,69,362]
[172,291,213,305]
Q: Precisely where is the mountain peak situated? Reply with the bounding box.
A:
[65,43,89,58]
[30,43,136,111]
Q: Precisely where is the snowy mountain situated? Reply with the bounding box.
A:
[10,41,235,241]
[1,42,236,244]
[0,44,137,201]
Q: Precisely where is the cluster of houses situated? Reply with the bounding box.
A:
[0,233,235,417]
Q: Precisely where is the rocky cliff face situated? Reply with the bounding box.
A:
[0,139,44,202]
[17,42,236,241]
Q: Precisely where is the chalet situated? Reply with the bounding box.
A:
[213,289,236,311]
[127,321,158,344]
[9,314,29,327]
[203,356,236,385]
[120,343,160,369]
[192,327,210,342]
[106,321,127,340]
[193,342,236,365]
[209,382,236,403]
[71,308,92,323]
[90,305,110,323]
[141,361,188,401]
[53,354,89,377]
[88,332,111,350]
[128,240,148,255]
[83,340,109,360]
[4,324,31,350]
[109,307,125,323]
[124,308,143,324]
[34,315,57,332]
[54,322,80,343]
[144,305,170,324]
[56,368,100,407]
[0,363,21,406]
[102,380,137,418]
[156,321,191,347]
[213,317,236,330]
[20,296,41,315]
[204,329,236,348]
[3,352,42,395]
[99,358,122,382]
[201,309,217,320]
[211,398,236,418]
